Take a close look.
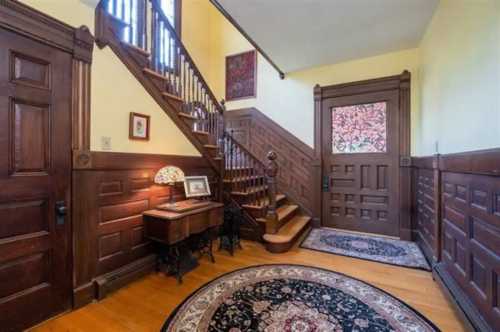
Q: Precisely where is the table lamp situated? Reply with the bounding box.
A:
[154,165,185,208]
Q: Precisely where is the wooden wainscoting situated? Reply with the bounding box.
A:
[412,156,440,264]
[72,151,217,308]
[225,108,315,218]
[411,148,500,332]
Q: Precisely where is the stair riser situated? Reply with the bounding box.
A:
[205,148,218,158]
[265,226,310,253]
[123,44,150,68]
[194,133,209,145]
[224,178,266,191]
[241,197,286,219]
[225,168,254,178]
[274,209,298,233]
[246,208,267,219]
[231,191,268,206]
[147,76,167,92]
[180,117,196,128]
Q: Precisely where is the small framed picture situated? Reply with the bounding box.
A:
[129,112,150,140]
[183,176,211,198]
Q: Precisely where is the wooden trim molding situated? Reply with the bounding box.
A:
[1,1,95,154]
[73,151,209,170]
[208,0,285,79]
[0,0,94,62]
[438,148,500,176]
[72,59,92,151]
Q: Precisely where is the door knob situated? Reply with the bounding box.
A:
[55,201,67,225]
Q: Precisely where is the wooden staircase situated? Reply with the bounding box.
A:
[223,134,311,252]
[95,0,310,252]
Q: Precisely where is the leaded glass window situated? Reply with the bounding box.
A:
[331,102,387,153]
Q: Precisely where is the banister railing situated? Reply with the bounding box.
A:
[102,0,225,150]
[223,131,270,209]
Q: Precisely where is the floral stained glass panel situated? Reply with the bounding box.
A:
[332,102,387,153]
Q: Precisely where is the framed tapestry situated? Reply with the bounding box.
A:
[226,50,257,101]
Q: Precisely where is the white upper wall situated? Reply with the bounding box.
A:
[417,0,500,155]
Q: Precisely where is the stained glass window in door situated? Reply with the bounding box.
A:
[331,102,387,153]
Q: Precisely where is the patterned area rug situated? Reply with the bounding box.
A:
[162,264,439,332]
[301,228,431,271]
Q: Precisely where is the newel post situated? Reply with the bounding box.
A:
[265,151,279,233]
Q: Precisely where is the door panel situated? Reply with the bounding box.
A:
[322,90,400,237]
[0,28,72,331]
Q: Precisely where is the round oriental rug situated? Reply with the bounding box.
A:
[162,264,439,332]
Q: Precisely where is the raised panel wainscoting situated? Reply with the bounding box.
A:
[411,149,500,332]
[225,108,315,219]
[72,151,218,308]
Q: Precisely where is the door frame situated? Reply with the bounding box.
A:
[1,0,94,319]
[313,71,412,240]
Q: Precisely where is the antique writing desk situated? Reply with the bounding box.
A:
[143,200,223,283]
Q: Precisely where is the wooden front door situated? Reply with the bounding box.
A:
[0,28,72,331]
[321,86,403,237]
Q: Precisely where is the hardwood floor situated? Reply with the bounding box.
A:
[31,240,466,332]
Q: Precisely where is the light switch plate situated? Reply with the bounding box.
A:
[101,136,112,151]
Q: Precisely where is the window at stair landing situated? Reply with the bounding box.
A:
[106,0,180,49]
[331,102,387,154]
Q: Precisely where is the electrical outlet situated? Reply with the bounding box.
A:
[101,136,112,151]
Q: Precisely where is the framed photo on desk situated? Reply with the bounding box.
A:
[184,176,211,198]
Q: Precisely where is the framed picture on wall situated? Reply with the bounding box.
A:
[129,112,150,140]
[226,50,257,101]
[183,176,211,198]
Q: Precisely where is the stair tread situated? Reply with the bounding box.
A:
[242,194,286,209]
[162,91,183,102]
[257,204,298,223]
[122,42,151,57]
[178,112,197,120]
[263,216,311,243]
[143,68,167,81]
[231,185,267,195]
[204,144,218,149]
[193,130,210,136]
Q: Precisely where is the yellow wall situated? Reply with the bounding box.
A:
[418,0,500,155]
[183,0,500,155]
[201,6,420,151]
[19,0,200,156]
[181,0,215,83]
[18,0,500,156]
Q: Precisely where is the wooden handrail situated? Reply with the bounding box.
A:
[149,0,224,115]
[101,0,225,151]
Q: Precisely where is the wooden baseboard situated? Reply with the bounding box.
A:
[73,282,95,309]
[413,230,437,267]
[94,255,156,301]
[433,263,492,332]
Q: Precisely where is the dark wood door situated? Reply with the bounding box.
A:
[0,28,72,331]
[322,90,401,237]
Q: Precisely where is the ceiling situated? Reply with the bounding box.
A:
[216,0,439,73]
